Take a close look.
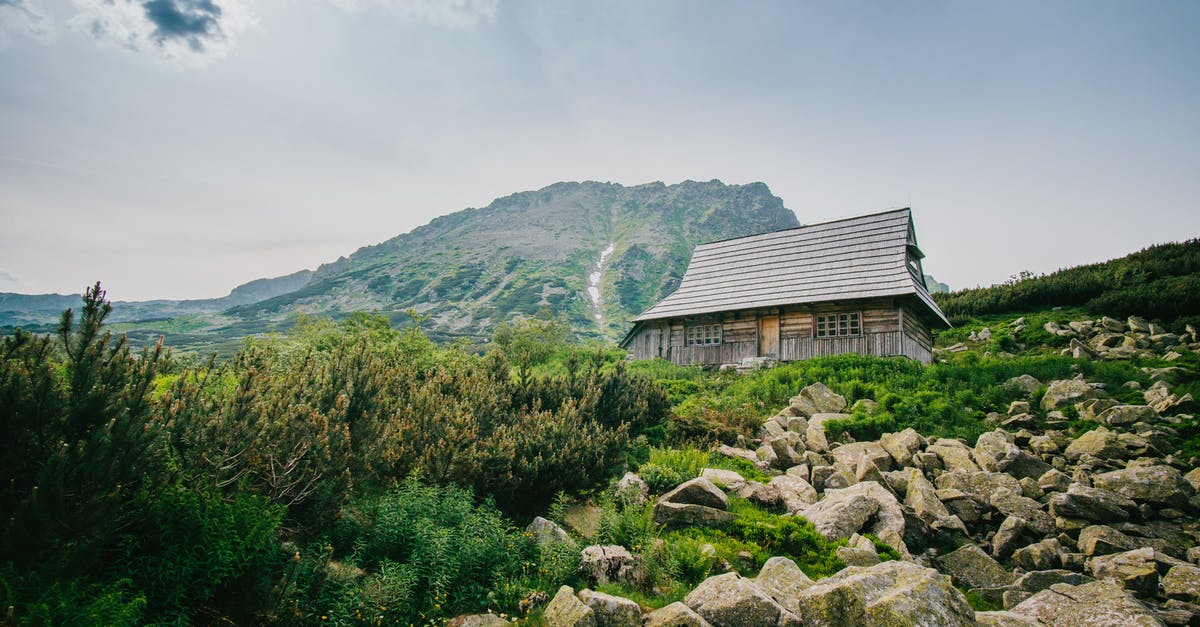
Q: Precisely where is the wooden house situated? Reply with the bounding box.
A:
[619,208,950,365]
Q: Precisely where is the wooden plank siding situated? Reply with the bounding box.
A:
[625,297,937,365]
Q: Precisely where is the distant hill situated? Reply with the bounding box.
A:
[2,180,799,348]
[923,275,950,294]
[932,239,1200,329]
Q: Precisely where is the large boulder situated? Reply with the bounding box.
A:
[938,543,1014,589]
[769,475,819,513]
[543,586,597,627]
[1097,405,1158,427]
[1005,374,1043,395]
[754,556,814,616]
[1077,525,1142,556]
[1091,465,1197,508]
[615,472,649,503]
[1048,484,1135,524]
[975,611,1040,626]
[934,470,1021,505]
[700,468,747,491]
[644,602,712,627]
[528,516,573,548]
[447,614,512,627]
[653,502,735,528]
[790,382,847,416]
[829,441,894,472]
[660,477,729,509]
[1085,547,1158,598]
[927,440,983,473]
[578,589,642,627]
[805,413,849,454]
[1009,579,1165,626]
[682,572,797,627]
[880,428,925,467]
[904,468,952,524]
[793,561,976,627]
[1041,379,1100,411]
[800,481,907,555]
[1162,563,1200,602]
[990,488,1054,535]
[1012,539,1066,571]
[1064,428,1129,462]
[973,430,1052,481]
[579,546,638,586]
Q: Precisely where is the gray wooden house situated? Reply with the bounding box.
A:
[619,208,950,365]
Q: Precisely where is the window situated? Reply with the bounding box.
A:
[685,324,722,346]
[815,312,861,338]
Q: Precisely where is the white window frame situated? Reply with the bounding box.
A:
[815,312,862,338]
[685,323,722,346]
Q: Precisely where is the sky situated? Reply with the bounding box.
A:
[1,0,1198,301]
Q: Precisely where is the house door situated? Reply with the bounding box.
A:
[758,315,780,357]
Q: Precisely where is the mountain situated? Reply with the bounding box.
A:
[0,270,313,328]
[227,180,799,340]
[923,274,950,294]
[1,180,799,349]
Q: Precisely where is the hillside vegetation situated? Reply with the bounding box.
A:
[933,239,1200,329]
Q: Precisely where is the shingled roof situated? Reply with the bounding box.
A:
[633,208,951,326]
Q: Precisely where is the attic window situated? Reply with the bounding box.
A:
[686,324,722,346]
[815,312,861,338]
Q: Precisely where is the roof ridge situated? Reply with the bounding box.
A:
[696,207,912,247]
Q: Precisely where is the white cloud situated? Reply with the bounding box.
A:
[326,0,499,28]
[69,0,256,67]
[0,0,52,48]
[0,269,18,285]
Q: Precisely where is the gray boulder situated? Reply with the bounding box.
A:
[829,441,894,472]
[1097,405,1158,427]
[1064,428,1129,462]
[934,470,1021,505]
[800,481,907,555]
[1162,563,1200,602]
[754,556,814,615]
[447,614,512,627]
[543,586,596,627]
[644,602,712,627]
[1010,579,1165,626]
[1077,525,1142,556]
[614,472,649,502]
[1005,374,1043,394]
[1092,465,1196,508]
[938,543,1014,589]
[805,413,848,454]
[660,477,729,509]
[682,572,797,627]
[769,475,819,513]
[1012,539,1065,571]
[1042,379,1100,411]
[653,502,735,528]
[579,546,638,586]
[700,468,747,491]
[880,428,925,467]
[790,382,847,416]
[793,561,975,627]
[528,516,573,548]
[578,589,642,627]
[1086,547,1158,598]
[928,440,983,473]
[974,611,1040,626]
[1048,483,1135,523]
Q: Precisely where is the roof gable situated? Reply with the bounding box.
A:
[633,208,950,326]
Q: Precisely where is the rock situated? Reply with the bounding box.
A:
[883,427,926,466]
[1077,525,1141,556]
[837,545,882,567]
[991,488,1054,535]
[1039,468,1072,493]
[716,444,761,467]
[528,516,573,548]
[904,468,951,524]
[735,481,784,511]
[700,468,747,491]
[768,437,804,468]
[805,413,848,453]
[447,614,512,627]
[975,611,1040,626]
[579,546,638,586]
[973,430,1053,481]
[979,327,993,340]
[644,602,713,627]
[1010,569,1095,596]
[1064,428,1129,462]
[800,481,907,555]
[769,475,819,513]
[682,572,796,627]
[1042,379,1100,411]
[1092,465,1196,508]
[1098,405,1159,427]
[615,472,649,502]
[928,440,984,473]
[939,488,988,525]
[1013,539,1065,571]
[993,516,1030,560]
[543,586,596,627]
[1086,547,1158,598]
[1185,468,1200,493]
[1048,484,1136,523]
[660,478,728,510]
[1128,316,1151,333]
[1006,374,1043,395]
[939,543,1014,589]
[851,398,879,414]
[1099,316,1126,333]
[829,440,894,472]
[578,589,642,627]
[1008,400,1033,416]
[1010,579,1165,626]
[794,561,975,627]
[790,382,847,416]
[653,502,736,528]
[754,556,813,615]
[1162,563,1200,602]
[935,470,1021,505]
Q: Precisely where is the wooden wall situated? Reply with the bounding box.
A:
[623,296,936,365]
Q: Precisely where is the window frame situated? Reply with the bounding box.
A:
[685,323,723,346]
[814,311,862,338]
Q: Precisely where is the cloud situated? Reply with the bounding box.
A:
[326,0,499,28]
[0,269,18,285]
[0,0,52,48]
[70,0,255,66]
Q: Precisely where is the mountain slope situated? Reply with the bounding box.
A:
[229,180,799,340]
